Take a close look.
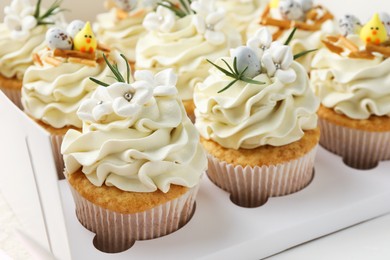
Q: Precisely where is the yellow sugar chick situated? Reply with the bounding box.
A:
[360,13,388,45]
[269,0,279,8]
[73,22,97,53]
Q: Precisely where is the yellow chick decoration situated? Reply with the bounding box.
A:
[269,0,279,8]
[73,22,97,53]
[360,13,388,45]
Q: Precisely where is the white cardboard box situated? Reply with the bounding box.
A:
[1,90,390,260]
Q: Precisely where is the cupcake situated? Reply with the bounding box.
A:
[94,0,158,67]
[136,0,242,120]
[0,0,65,108]
[22,20,116,179]
[216,0,266,42]
[311,13,390,169]
[247,0,336,71]
[61,63,207,253]
[194,28,320,207]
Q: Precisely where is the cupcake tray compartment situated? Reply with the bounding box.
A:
[2,92,390,259]
[59,147,390,259]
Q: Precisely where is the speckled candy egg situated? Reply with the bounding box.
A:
[279,0,305,21]
[339,14,362,37]
[46,28,72,50]
[233,46,261,79]
[66,20,85,38]
[114,0,138,12]
[380,12,390,36]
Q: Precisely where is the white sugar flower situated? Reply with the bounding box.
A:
[78,82,154,123]
[134,69,178,96]
[190,0,216,16]
[262,45,297,84]
[247,28,274,59]
[192,9,226,45]
[143,5,175,33]
[3,0,37,41]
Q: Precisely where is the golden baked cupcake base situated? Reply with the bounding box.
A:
[0,74,22,109]
[318,105,390,169]
[68,170,198,253]
[202,128,320,208]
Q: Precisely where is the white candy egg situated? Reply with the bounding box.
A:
[66,20,85,38]
[279,0,305,21]
[233,46,261,79]
[296,0,313,13]
[380,12,390,36]
[338,14,362,36]
[45,28,72,50]
[114,0,138,12]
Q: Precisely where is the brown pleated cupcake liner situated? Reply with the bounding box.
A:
[69,184,199,253]
[50,134,66,180]
[206,146,317,208]
[319,118,390,170]
[0,87,22,109]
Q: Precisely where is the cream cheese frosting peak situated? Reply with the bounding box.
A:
[195,27,319,149]
[137,0,242,101]
[62,69,207,193]
[311,35,390,120]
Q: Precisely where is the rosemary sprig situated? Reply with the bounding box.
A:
[284,27,297,45]
[284,27,318,60]
[34,0,67,26]
[207,58,265,93]
[294,49,318,60]
[157,0,194,18]
[89,54,132,87]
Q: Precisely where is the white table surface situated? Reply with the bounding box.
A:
[1,0,390,259]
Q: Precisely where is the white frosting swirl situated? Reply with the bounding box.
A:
[94,6,148,62]
[310,35,390,120]
[136,15,241,101]
[194,58,319,149]
[62,69,207,193]
[0,24,47,79]
[22,49,117,128]
[217,0,265,41]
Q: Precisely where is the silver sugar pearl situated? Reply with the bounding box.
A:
[97,100,103,105]
[260,44,267,50]
[124,92,133,102]
[275,63,281,70]
[206,24,214,31]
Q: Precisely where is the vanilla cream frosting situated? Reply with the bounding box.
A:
[136,15,242,101]
[195,58,319,149]
[217,0,265,41]
[94,5,148,63]
[311,35,390,120]
[22,49,116,129]
[247,8,336,71]
[0,24,47,79]
[62,69,207,193]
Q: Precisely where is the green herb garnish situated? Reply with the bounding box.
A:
[89,54,132,87]
[34,0,67,26]
[158,0,194,18]
[284,27,317,60]
[207,57,265,93]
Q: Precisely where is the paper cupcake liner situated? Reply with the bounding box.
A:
[69,184,199,253]
[0,88,22,109]
[206,146,317,208]
[50,134,65,180]
[319,118,390,170]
